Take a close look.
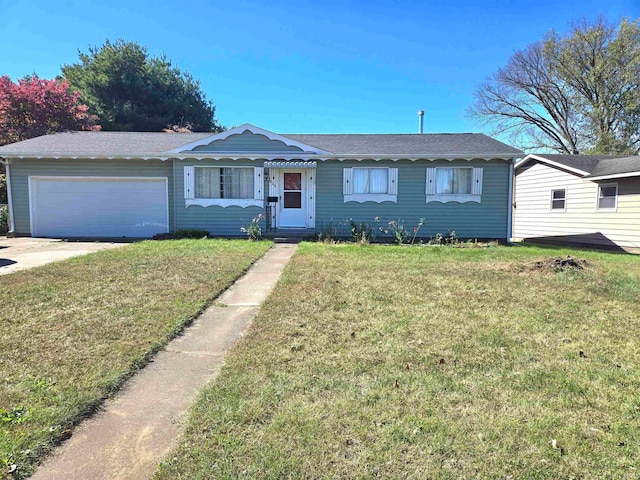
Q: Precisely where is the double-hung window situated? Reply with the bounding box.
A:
[550,188,566,211]
[597,183,617,211]
[353,168,388,194]
[343,167,398,203]
[184,165,264,207]
[195,167,254,199]
[426,167,483,203]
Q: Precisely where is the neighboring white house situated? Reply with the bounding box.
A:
[513,153,640,250]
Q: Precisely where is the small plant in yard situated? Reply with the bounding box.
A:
[411,217,426,244]
[380,217,426,245]
[317,221,335,243]
[1,406,29,425]
[349,218,378,244]
[430,230,459,245]
[241,214,263,240]
[380,220,408,245]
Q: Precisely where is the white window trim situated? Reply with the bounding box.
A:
[186,198,263,208]
[426,194,481,204]
[426,166,483,203]
[550,187,567,212]
[343,167,398,203]
[344,193,398,203]
[185,165,264,208]
[596,182,618,212]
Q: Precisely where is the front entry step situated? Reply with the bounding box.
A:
[273,237,302,244]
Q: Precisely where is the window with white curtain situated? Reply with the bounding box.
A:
[352,168,389,194]
[426,166,482,203]
[435,168,472,194]
[195,167,254,199]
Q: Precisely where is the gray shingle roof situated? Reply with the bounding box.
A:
[589,156,640,177]
[520,153,640,178]
[0,131,212,156]
[0,130,522,157]
[284,133,522,156]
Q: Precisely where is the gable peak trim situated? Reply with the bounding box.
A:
[167,124,331,154]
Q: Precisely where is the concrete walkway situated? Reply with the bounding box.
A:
[32,243,297,480]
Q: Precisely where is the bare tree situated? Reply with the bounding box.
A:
[469,17,640,154]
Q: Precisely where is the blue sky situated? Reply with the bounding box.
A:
[1,0,639,135]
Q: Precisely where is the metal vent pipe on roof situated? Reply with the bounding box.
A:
[418,110,424,134]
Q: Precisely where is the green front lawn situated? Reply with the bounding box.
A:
[0,239,271,479]
[157,243,640,479]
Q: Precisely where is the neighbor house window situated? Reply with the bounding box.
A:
[436,167,472,194]
[426,167,483,203]
[551,188,566,210]
[597,183,617,210]
[343,167,398,203]
[195,167,254,199]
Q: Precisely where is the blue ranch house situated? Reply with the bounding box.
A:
[0,124,522,240]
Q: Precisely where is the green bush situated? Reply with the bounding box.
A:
[153,229,210,240]
[0,205,8,235]
[0,174,7,204]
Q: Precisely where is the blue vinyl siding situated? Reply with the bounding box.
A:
[9,156,510,240]
[315,159,510,239]
[175,159,264,236]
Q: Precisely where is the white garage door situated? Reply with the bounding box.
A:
[30,177,169,238]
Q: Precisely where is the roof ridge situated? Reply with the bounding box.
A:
[286,132,480,136]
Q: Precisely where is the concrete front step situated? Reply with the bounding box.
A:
[273,237,302,244]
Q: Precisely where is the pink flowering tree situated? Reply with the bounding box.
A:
[0,75,100,146]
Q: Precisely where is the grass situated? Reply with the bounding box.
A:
[0,239,271,479]
[156,243,640,479]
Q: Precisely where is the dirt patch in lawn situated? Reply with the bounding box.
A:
[529,255,588,272]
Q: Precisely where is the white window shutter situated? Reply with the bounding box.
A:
[184,166,195,199]
[254,166,264,200]
[343,168,353,195]
[426,167,436,195]
[472,167,483,195]
[388,168,398,195]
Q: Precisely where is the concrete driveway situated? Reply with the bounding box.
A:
[0,237,128,276]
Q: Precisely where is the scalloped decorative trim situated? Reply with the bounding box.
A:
[426,194,481,204]
[186,199,263,208]
[343,194,397,204]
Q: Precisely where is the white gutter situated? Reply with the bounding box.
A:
[586,170,640,181]
[0,158,15,235]
[0,153,521,162]
[507,159,515,243]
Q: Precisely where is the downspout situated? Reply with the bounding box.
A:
[0,158,15,236]
[506,158,515,243]
[172,158,177,233]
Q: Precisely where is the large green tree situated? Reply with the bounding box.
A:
[62,39,222,132]
[469,17,640,154]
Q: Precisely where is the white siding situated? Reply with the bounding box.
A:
[513,162,640,248]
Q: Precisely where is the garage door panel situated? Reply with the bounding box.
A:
[31,177,169,238]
